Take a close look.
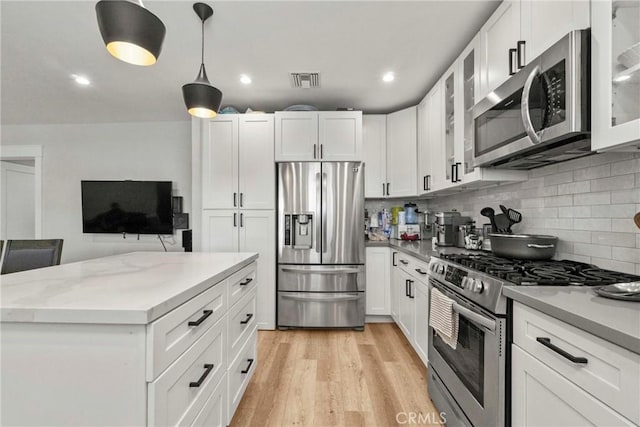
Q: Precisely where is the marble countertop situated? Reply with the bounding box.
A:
[366,238,479,262]
[0,252,258,325]
[504,286,640,354]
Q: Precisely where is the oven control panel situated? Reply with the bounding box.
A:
[445,266,467,289]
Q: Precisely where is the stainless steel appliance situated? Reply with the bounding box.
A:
[435,212,472,247]
[277,162,365,329]
[427,253,640,426]
[473,29,591,170]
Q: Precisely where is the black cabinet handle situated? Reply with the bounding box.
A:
[517,40,526,69]
[240,313,254,324]
[426,175,431,191]
[240,213,244,227]
[188,309,213,327]
[240,192,244,207]
[240,277,253,286]
[423,175,428,191]
[233,213,237,227]
[189,363,214,387]
[405,279,409,297]
[536,337,588,364]
[409,280,415,299]
[233,192,237,207]
[320,144,324,159]
[399,259,409,265]
[415,268,427,275]
[509,48,517,75]
[386,182,390,196]
[451,164,456,182]
[241,358,254,374]
[455,162,462,182]
[313,144,317,159]
[392,251,398,267]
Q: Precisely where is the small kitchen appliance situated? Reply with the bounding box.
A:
[391,224,421,240]
[435,212,472,247]
[404,203,419,224]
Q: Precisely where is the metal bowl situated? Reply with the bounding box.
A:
[488,233,558,260]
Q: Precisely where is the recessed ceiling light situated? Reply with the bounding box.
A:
[382,72,395,82]
[72,74,91,86]
[613,74,631,82]
[240,74,252,85]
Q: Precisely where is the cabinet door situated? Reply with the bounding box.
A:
[591,0,640,151]
[238,115,275,210]
[386,106,418,197]
[443,66,457,185]
[479,0,521,98]
[203,116,239,209]
[202,210,239,252]
[390,252,400,322]
[413,280,429,367]
[238,210,276,330]
[521,0,590,66]
[318,112,363,161]
[417,96,431,194]
[397,271,415,341]
[274,112,318,161]
[363,115,387,198]
[365,247,391,315]
[458,34,481,183]
[512,345,635,427]
[428,83,446,191]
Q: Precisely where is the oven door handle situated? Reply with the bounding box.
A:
[521,65,542,145]
[453,302,496,332]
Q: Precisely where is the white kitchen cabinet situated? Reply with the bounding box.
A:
[363,115,387,198]
[396,254,415,341]
[592,0,640,151]
[202,209,276,330]
[386,106,418,197]
[413,280,429,366]
[390,250,401,322]
[365,246,391,315]
[512,345,635,427]
[203,115,275,210]
[275,111,362,161]
[480,0,590,98]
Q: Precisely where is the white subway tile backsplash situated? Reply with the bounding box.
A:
[591,175,635,192]
[419,153,639,274]
[592,232,636,248]
[574,191,611,206]
[574,243,611,259]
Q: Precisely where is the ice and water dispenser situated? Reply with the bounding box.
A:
[283,213,314,249]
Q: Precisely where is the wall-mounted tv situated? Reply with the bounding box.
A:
[81,180,173,234]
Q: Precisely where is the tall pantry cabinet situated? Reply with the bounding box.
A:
[194,114,276,330]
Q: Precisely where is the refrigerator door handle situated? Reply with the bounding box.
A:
[280,267,361,274]
[280,294,362,302]
[315,172,322,253]
[321,172,328,254]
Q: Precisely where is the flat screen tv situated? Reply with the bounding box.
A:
[81,180,173,234]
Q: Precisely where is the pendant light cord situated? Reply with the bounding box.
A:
[200,18,205,67]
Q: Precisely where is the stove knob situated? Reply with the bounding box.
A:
[461,277,471,290]
[472,280,485,294]
[438,264,446,274]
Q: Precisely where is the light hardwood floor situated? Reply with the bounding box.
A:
[230,323,443,427]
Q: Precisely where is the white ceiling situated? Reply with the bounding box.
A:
[1,0,500,125]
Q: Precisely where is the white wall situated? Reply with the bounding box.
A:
[1,121,191,263]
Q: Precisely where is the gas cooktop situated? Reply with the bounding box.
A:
[439,253,640,286]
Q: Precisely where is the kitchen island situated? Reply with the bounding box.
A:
[1,251,259,426]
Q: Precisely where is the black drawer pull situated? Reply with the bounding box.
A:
[240,278,253,286]
[415,268,427,275]
[408,280,415,299]
[240,313,254,324]
[241,358,254,374]
[536,337,588,364]
[188,310,213,327]
[399,259,409,265]
[189,363,214,387]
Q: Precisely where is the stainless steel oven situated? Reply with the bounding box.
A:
[428,277,506,427]
[473,29,590,170]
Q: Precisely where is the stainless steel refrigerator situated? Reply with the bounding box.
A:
[277,162,365,329]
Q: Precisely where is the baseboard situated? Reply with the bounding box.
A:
[258,321,275,330]
[365,315,394,323]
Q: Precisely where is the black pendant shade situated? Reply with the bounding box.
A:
[182,3,223,118]
[96,0,166,66]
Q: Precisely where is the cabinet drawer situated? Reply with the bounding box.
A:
[147,281,228,381]
[228,327,257,422]
[190,373,227,427]
[148,316,227,426]
[513,302,640,424]
[228,288,257,363]
[228,263,257,308]
[396,253,429,283]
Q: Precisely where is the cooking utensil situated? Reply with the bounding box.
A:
[494,213,511,233]
[634,212,640,230]
[481,207,497,232]
[499,205,523,233]
[489,233,558,260]
[594,282,640,302]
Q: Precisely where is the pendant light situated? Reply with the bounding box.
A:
[182,3,223,119]
[96,0,166,66]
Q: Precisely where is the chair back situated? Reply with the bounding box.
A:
[1,239,64,274]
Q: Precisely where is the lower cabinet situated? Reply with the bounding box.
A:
[397,269,415,340]
[365,247,391,315]
[413,280,429,366]
[390,251,401,322]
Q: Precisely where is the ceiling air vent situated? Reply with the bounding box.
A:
[290,72,320,89]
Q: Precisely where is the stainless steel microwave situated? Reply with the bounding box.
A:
[473,29,591,170]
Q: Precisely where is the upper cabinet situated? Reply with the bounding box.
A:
[479,0,590,98]
[592,0,640,151]
[274,111,362,161]
[363,115,388,198]
[203,115,275,210]
[386,106,418,198]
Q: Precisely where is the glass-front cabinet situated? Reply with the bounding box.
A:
[592,0,640,150]
[444,69,457,184]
